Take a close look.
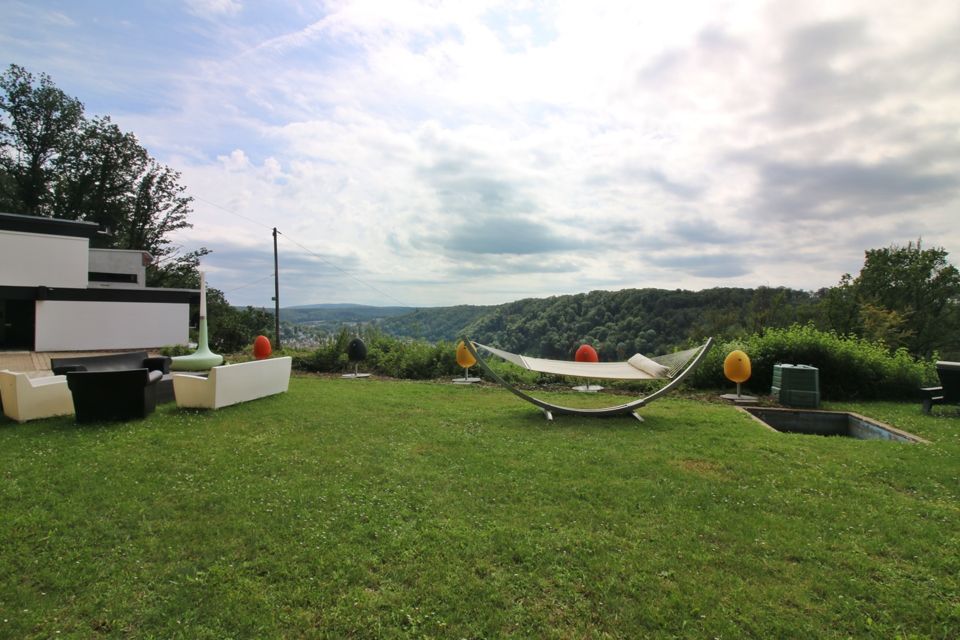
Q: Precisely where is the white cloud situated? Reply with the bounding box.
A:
[3,0,959,306]
[217,149,253,171]
[184,0,242,18]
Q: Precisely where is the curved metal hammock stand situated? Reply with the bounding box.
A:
[463,337,713,421]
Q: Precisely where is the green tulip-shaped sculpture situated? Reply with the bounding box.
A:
[171,271,224,371]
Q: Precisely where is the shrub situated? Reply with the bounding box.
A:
[292,329,565,384]
[365,334,456,379]
[158,344,192,357]
[295,329,351,372]
[294,329,462,379]
[480,357,541,386]
[291,323,935,401]
[689,324,936,400]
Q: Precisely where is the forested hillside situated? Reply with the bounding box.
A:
[282,241,959,362]
[378,241,960,361]
[461,287,819,359]
[379,305,494,342]
[280,290,791,359]
[281,304,412,329]
[280,288,820,357]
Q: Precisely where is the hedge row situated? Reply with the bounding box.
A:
[290,329,537,384]
[250,324,937,402]
[688,324,937,400]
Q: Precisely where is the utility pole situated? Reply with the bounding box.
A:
[273,227,281,349]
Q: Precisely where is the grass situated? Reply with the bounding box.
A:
[1,376,958,639]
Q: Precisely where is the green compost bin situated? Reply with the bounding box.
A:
[772,363,820,408]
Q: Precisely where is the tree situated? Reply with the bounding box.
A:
[121,161,193,260]
[854,240,960,357]
[50,116,149,231]
[816,274,861,337]
[144,248,275,353]
[193,285,274,354]
[49,116,194,262]
[0,64,83,214]
[0,65,282,353]
[1,64,201,280]
[145,247,211,289]
[748,287,788,335]
[857,302,913,350]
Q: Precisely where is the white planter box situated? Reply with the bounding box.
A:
[173,357,292,409]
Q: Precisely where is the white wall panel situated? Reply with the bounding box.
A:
[0,230,89,288]
[35,301,189,351]
[88,249,149,288]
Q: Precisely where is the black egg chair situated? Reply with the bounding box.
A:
[343,337,371,378]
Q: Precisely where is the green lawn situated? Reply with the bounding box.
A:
[1,376,958,639]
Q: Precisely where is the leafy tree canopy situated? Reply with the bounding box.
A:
[0,64,198,277]
[365,241,960,362]
[0,64,83,214]
[1,64,282,351]
[852,240,960,356]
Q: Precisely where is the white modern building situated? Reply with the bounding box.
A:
[0,212,197,351]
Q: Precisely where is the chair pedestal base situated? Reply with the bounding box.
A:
[573,384,604,393]
[721,393,759,405]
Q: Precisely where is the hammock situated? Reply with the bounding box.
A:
[464,338,713,421]
[473,343,700,380]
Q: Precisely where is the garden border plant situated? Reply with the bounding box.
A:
[688,323,937,400]
[275,323,938,402]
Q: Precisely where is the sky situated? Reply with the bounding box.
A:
[2,0,959,308]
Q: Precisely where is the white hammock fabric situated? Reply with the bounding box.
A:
[464,337,714,420]
[473,343,700,381]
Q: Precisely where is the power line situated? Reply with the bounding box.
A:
[194,195,274,230]
[277,230,414,308]
[222,272,276,294]
[193,194,415,309]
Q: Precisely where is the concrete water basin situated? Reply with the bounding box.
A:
[741,407,928,443]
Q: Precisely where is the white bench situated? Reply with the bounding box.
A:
[172,357,292,409]
[0,370,75,423]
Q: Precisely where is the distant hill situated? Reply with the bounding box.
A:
[278,287,820,356]
[278,303,494,342]
[462,287,818,359]
[279,304,414,328]
[286,303,397,310]
[378,305,495,342]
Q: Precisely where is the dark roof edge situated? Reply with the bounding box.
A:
[1,285,199,304]
[0,211,101,239]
